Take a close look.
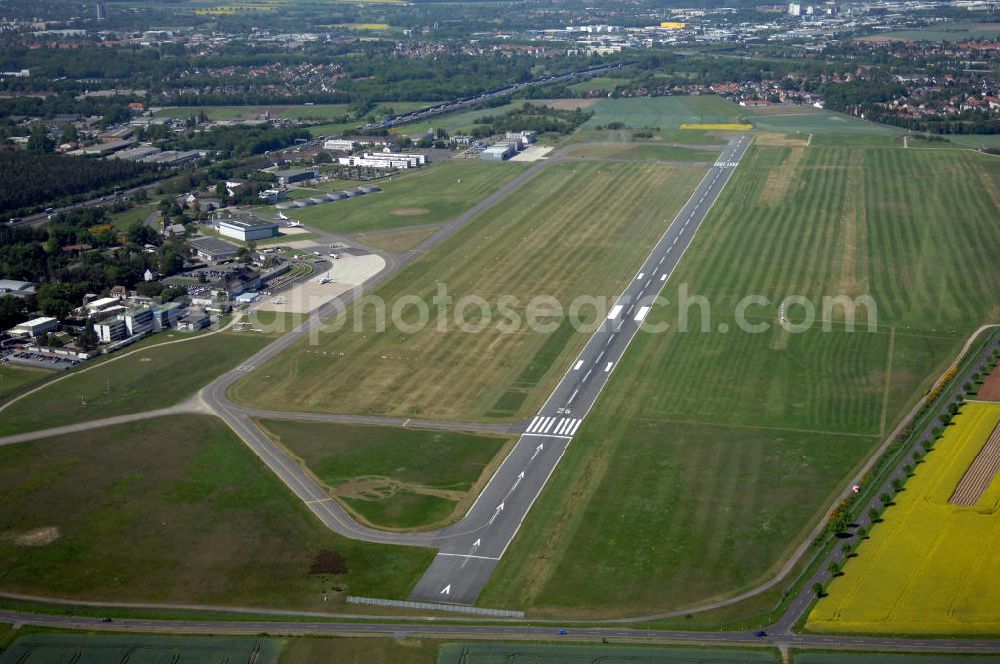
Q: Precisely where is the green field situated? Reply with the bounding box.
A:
[437,643,778,663]
[231,160,706,422]
[0,415,433,608]
[0,365,52,407]
[257,419,509,529]
[277,160,529,235]
[0,634,282,664]
[856,21,1000,42]
[793,653,1000,663]
[279,637,440,664]
[585,95,743,129]
[480,145,1000,617]
[395,102,519,137]
[0,327,270,436]
[808,401,1000,635]
[567,76,631,93]
[742,106,906,138]
[562,142,719,162]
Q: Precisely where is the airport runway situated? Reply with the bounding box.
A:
[407,135,752,604]
[197,137,751,604]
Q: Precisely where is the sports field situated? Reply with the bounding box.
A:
[480,145,1000,616]
[279,160,529,235]
[257,419,510,529]
[230,160,706,422]
[0,416,433,608]
[0,326,271,436]
[0,634,282,664]
[807,401,1000,635]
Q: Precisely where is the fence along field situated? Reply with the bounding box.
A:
[480,144,1000,617]
[808,402,1000,635]
[230,161,705,422]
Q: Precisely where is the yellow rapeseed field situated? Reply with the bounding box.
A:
[807,401,1000,635]
[680,123,753,130]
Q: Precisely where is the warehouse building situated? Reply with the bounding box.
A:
[273,168,317,185]
[213,211,280,242]
[7,316,59,339]
[0,279,36,299]
[190,236,241,262]
[480,144,516,161]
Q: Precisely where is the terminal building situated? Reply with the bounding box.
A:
[336,152,427,170]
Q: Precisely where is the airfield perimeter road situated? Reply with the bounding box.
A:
[5,609,1000,655]
[199,136,752,605]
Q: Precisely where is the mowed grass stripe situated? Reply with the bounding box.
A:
[231,162,705,421]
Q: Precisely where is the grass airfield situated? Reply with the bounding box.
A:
[480,141,1000,616]
[231,160,706,422]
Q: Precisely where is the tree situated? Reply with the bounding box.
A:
[868,507,880,523]
[127,223,160,247]
[79,324,98,351]
[35,282,81,320]
[812,582,825,598]
[215,181,229,198]
[0,294,28,330]
[26,127,54,154]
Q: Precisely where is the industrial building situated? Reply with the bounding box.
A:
[7,317,59,339]
[190,236,241,262]
[213,211,280,242]
[480,144,517,161]
[124,308,154,337]
[322,139,357,152]
[273,168,317,185]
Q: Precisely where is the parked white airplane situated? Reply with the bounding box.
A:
[272,297,285,305]
[276,211,289,220]
[286,220,303,228]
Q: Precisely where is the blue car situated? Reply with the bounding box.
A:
[557,629,567,635]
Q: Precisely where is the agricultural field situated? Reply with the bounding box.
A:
[0,634,282,664]
[807,401,1000,635]
[257,419,511,529]
[793,653,1000,664]
[979,359,1000,401]
[561,142,720,162]
[0,325,271,436]
[480,145,1000,617]
[0,416,433,608]
[278,160,530,235]
[567,76,632,93]
[279,637,440,664]
[437,643,779,663]
[230,160,706,421]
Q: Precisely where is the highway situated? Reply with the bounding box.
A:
[4,609,1000,655]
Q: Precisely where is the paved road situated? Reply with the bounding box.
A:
[407,135,752,604]
[4,609,1000,654]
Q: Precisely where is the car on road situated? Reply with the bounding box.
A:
[100,617,113,623]
[556,629,567,635]
[755,630,767,637]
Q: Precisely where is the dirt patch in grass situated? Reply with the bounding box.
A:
[389,207,431,217]
[759,146,805,206]
[979,364,1000,401]
[4,526,60,547]
[753,131,809,147]
[532,98,602,110]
